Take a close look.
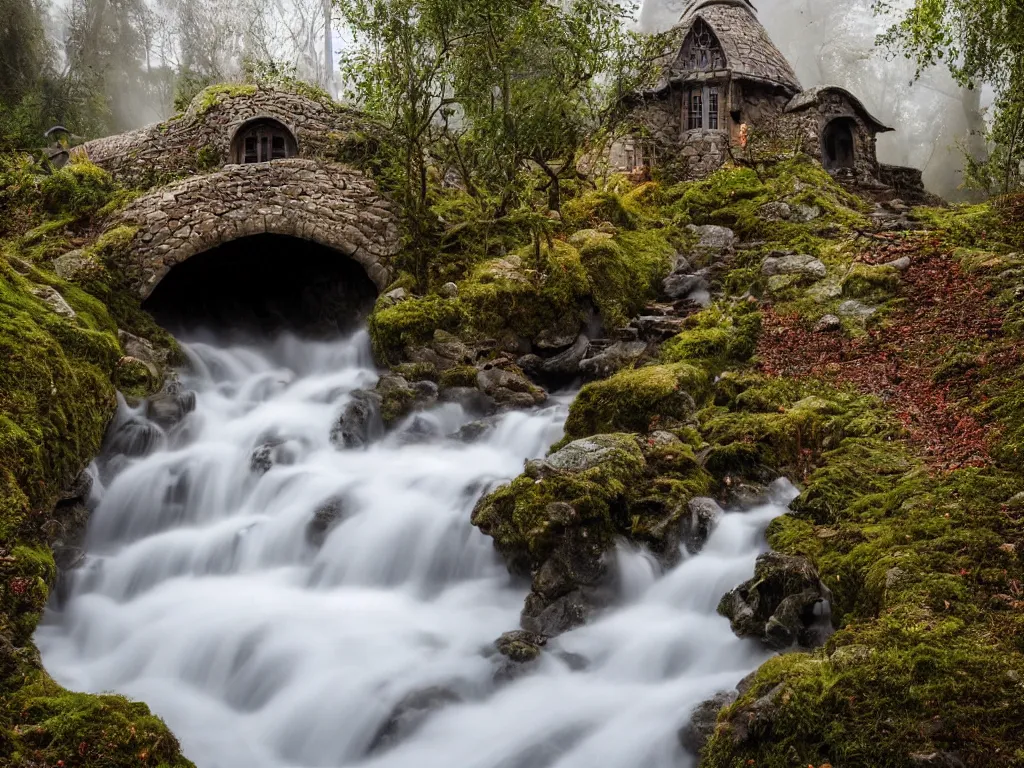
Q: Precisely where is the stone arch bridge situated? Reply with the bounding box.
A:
[79,84,402,300]
[118,158,399,298]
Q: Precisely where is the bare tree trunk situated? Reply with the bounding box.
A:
[322,0,334,96]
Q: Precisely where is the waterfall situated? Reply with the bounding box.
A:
[37,328,793,768]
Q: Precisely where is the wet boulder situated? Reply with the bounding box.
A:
[450,419,496,443]
[718,552,833,650]
[539,334,590,378]
[306,496,345,547]
[331,390,384,449]
[678,690,737,758]
[682,496,725,554]
[146,385,197,430]
[367,686,462,753]
[250,438,297,475]
[760,252,826,281]
[106,417,163,458]
[439,385,497,415]
[688,224,736,264]
[578,340,650,381]
[472,433,645,637]
[374,374,438,427]
[476,363,547,408]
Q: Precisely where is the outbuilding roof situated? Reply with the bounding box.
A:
[785,86,895,132]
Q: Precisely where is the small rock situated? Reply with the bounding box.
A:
[330,390,384,449]
[250,438,296,474]
[495,629,547,663]
[579,340,649,380]
[663,271,709,300]
[718,551,833,650]
[30,285,76,318]
[60,470,93,503]
[807,279,843,302]
[885,255,912,271]
[758,201,792,221]
[53,249,100,282]
[688,224,736,261]
[540,334,590,377]
[546,434,640,473]
[790,204,821,222]
[384,287,409,304]
[678,690,737,757]
[368,687,462,753]
[909,752,966,768]
[306,497,345,547]
[837,299,876,319]
[439,281,459,298]
[477,365,546,407]
[814,314,842,333]
[761,253,826,280]
[632,315,685,340]
[451,419,494,443]
[568,229,613,248]
[439,386,497,415]
[534,328,579,351]
[682,497,724,553]
[146,386,197,430]
[596,221,617,234]
[1006,492,1024,510]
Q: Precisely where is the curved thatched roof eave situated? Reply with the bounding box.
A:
[785,85,895,133]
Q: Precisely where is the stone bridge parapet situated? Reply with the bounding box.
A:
[117,158,400,297]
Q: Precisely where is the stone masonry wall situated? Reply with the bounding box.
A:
[81,86,379,189]
[115,158,400,297]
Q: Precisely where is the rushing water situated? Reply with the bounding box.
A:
[38,329,793,768]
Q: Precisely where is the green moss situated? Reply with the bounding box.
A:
[471,433,647,568]
[563,363,710,441]
[4,672,193,767]
[392,362,438,382]
[660,302,761,370]
[196,142,223,171]
[579,230,673,329]
[841,263,901,302]
[192,83,258,115]
[368,295,467,366]
[439,364,479,389]
[38,160,115,219]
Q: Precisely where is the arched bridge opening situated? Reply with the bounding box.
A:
[141,234,379,336]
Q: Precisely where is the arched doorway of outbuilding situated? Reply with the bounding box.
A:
[141,234,379,336]
[821,117,857,171]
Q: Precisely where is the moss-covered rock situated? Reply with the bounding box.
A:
[563,363,710,441]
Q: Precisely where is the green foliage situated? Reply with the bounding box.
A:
[368,295,467,365]
[193,83,259,115]
[876,0,1024,192]
[660,302,762,370]
[39,160,114,218]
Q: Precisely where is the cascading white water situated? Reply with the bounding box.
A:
[37,328,794,768]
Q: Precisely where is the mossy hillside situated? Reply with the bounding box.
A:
[368,232,673,365]
[665,156,870,249]
[696,372,1024,766]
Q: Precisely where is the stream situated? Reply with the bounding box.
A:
[36,329,792,768]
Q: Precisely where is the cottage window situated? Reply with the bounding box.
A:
[681,19,726,73]
[231,118,298,164]
[686,86,723,132]
[689,90,704,129]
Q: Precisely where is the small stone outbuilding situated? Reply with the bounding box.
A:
[611,0,927,197]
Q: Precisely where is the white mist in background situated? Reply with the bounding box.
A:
[638,0,988,199]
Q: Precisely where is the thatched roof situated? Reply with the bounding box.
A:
[652,0,801,96]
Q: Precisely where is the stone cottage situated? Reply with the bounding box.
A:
[611,0,927,196]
